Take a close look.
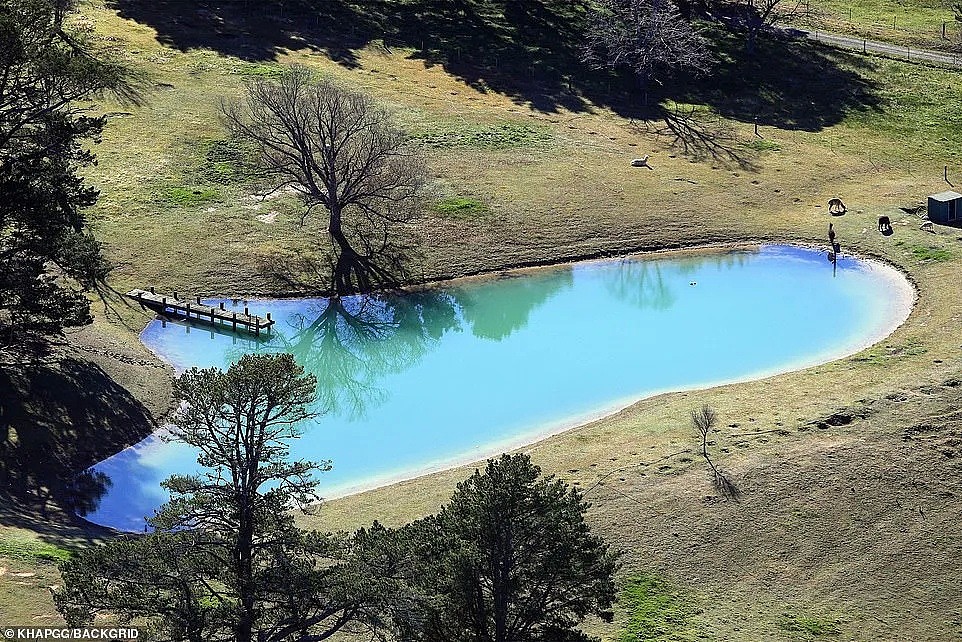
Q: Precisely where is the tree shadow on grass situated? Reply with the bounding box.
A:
[660,31,882,131]
[0,357,156,524]
[109,0,879,128]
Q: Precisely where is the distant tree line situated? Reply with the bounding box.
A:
[55,354,618,642]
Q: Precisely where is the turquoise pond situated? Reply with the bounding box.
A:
[85,245,914,530]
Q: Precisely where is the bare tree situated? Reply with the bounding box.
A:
[222,67,427,295]
[583,0,711,100]
[729,0,799,53]
[691,403,740,499]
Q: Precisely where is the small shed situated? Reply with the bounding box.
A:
[927,190,962,225]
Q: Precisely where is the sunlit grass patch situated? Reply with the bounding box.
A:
[0,535,72,564]
[778,612,842,637]
[413,122,552,149]
[744,138,782,152]
[619,573,702,642]
[435,196,488,217]
[895,240,954,262]
[161,186,221,207]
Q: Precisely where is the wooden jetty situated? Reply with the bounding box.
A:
[127,288,275,336]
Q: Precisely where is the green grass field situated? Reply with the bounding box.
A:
[791,0,960,50]
[4,0,962,637]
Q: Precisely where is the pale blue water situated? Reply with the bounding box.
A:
[85,245,913,530]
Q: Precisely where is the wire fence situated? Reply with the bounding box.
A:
[790,2,962,54]
[807,28,962,67]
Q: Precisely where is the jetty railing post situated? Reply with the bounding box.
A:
[126,289,274,337]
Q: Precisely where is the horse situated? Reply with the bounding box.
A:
[828,198,847,215]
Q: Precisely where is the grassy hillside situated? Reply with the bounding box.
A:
[72,0,962,299]
[3,0,962,636]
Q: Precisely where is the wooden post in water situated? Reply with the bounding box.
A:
[232,312,237,331]
[254,317,260,337]
[244,307,249,316]
[219,302,225,310]
[186,302,191,323]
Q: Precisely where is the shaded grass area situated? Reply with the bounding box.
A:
[102,0,889,126]
[0,355,156,518]
[667,29,881,132]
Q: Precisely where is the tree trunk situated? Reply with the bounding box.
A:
[328,205,370,295]
[493,526,512,642]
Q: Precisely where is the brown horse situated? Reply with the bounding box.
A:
[828,198,847,215]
